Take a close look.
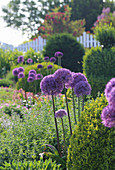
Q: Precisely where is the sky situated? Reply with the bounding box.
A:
[0,0,29,47]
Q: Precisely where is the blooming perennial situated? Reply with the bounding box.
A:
[18,72,25,79]
[44,56,49,62]
[27,58,33,64]
[18,67,24,73]
[12,68,19,76]
[17,56,24,63]
[50,57,56,63]
[29,69,36,75]
[55,109,67,118]
[104,78,115,101]
[37,64,43,69]
[47,65,53,70]
[35,74,43,80]
[54,51,63,58]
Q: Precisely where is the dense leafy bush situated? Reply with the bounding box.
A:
[0,79,13,87]
[67,94,114,170]
[16,62,61,93]
[0,158,61,170]
[83,46,115,97]
[43,33,85,72]
[94,24,115,48]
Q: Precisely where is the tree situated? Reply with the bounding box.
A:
[37,5,85,39]
[2,0,71,38]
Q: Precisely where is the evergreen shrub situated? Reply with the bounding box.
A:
[83,46,115,97]
[16,62,61,93]
[43,33,85,72]
[0,79,13,87]
[67,94,114,170]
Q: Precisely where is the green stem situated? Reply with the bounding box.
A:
[78,97,80,122]
[64,86,72,135]
[82,95,84,111]
[52,94,61,157]
[72,88,77,124]
[61,118,66,155]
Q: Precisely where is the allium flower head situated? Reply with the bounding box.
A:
[65,72,87,89]
[35,74,43,80]
[29,73,36,79]
[29,69,36,75]
[27,58,33,63]
[55,109,67,118]
[102,7,110,14]
[17,56,24,63]
[18,67,24,73]
[101,105,115,128]
[40,74,63,95]
[18,72,25,79]
[50,57,56,63]
[44,56,49,62]
[108,87,115,106]
[54,51,63,58]
[27,77,34,82]
[37,64,43,69]
[54,68,72,85]
[47,65,53,70]
[12,68,19,76]
[105,78,115,101]
[74,80,91,97]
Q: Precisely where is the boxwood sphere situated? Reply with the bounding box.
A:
[43,33,85,72]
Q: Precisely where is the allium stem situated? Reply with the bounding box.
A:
[52,94,61,157]
[61,118,66,155]
[64,86,72,135]
[72,88,77,124]
[78,97,80,122]
[82,95,84,111]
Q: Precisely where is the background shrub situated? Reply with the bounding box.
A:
[43,33,85,72]
[16,62,61,93]
[83,46,115,97]
[0,79,13,87]
[94,24,115,48]
[67,94,114,170]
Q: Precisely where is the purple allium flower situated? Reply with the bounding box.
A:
[55,109,67,118]
[44,56,49,62]
[12,68,19,76]
[104,78,115,101]
[54,68,72,85]
[28,73,36,79]
[17,56,24,63]
[108,87,115,106]
[101,105,115,128]
[74,80,91,97]
[102,7,110,14]
[40,74,64,95]
[47,65,53,70]
[27,58,33,63]
[18,72,25,79]
[18,67,24,73]
[37,64,43,69]
[65,72,87,89]
[54,51,63,58]
[50,57,56,63]
[35,74,43,80]
[29,69,36,75]
[27,77,34,82]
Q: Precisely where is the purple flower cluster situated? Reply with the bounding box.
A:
[54,51,63,58]
[50,57,56,63]
[40,74,63,95]
[102,7,110,14]
[36,74,43,80]
[44,56,49,62]
[55,109,67,118]
[12,68,19,76]
[27,69,36,82]
[29,69,36,75]
[18,67,24,73]
[18,72,25,79]
[37,64,43,69]
[17,56,24,63]
[101,78,115,128]
[27,58,33,64]
[47,65,53,70]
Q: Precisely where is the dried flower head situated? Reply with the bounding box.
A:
[18,67,24,73]
[54,51,63,58]
[54,68,72,85]
[27,58,33,63]
[50,57,56,63]
[55,109,67,118]
[12,68,19,76]
[40,74,63,95]
[37,64,43,69]
[74,80,91,97]
[18,72,25,79]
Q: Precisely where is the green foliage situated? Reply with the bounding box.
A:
[0,158,61,170]
[0,79,13,87]
[67,94,114,170]
[43,33,85,72]
[24,48,44,63]
[94,24,115,48]
[83,46,115,97]
[16,62,61,93]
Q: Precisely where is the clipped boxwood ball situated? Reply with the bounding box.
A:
[43,33,85,72]
[67,94,114,170]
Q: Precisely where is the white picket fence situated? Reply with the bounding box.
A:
[0,32,101,52]
[0,41,14,51]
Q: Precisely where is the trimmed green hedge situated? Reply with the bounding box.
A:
[16,62,61,93]
[0,79,13,87]
[67,94,114,170]
[43,33,85,72]
[83,46,115,97]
